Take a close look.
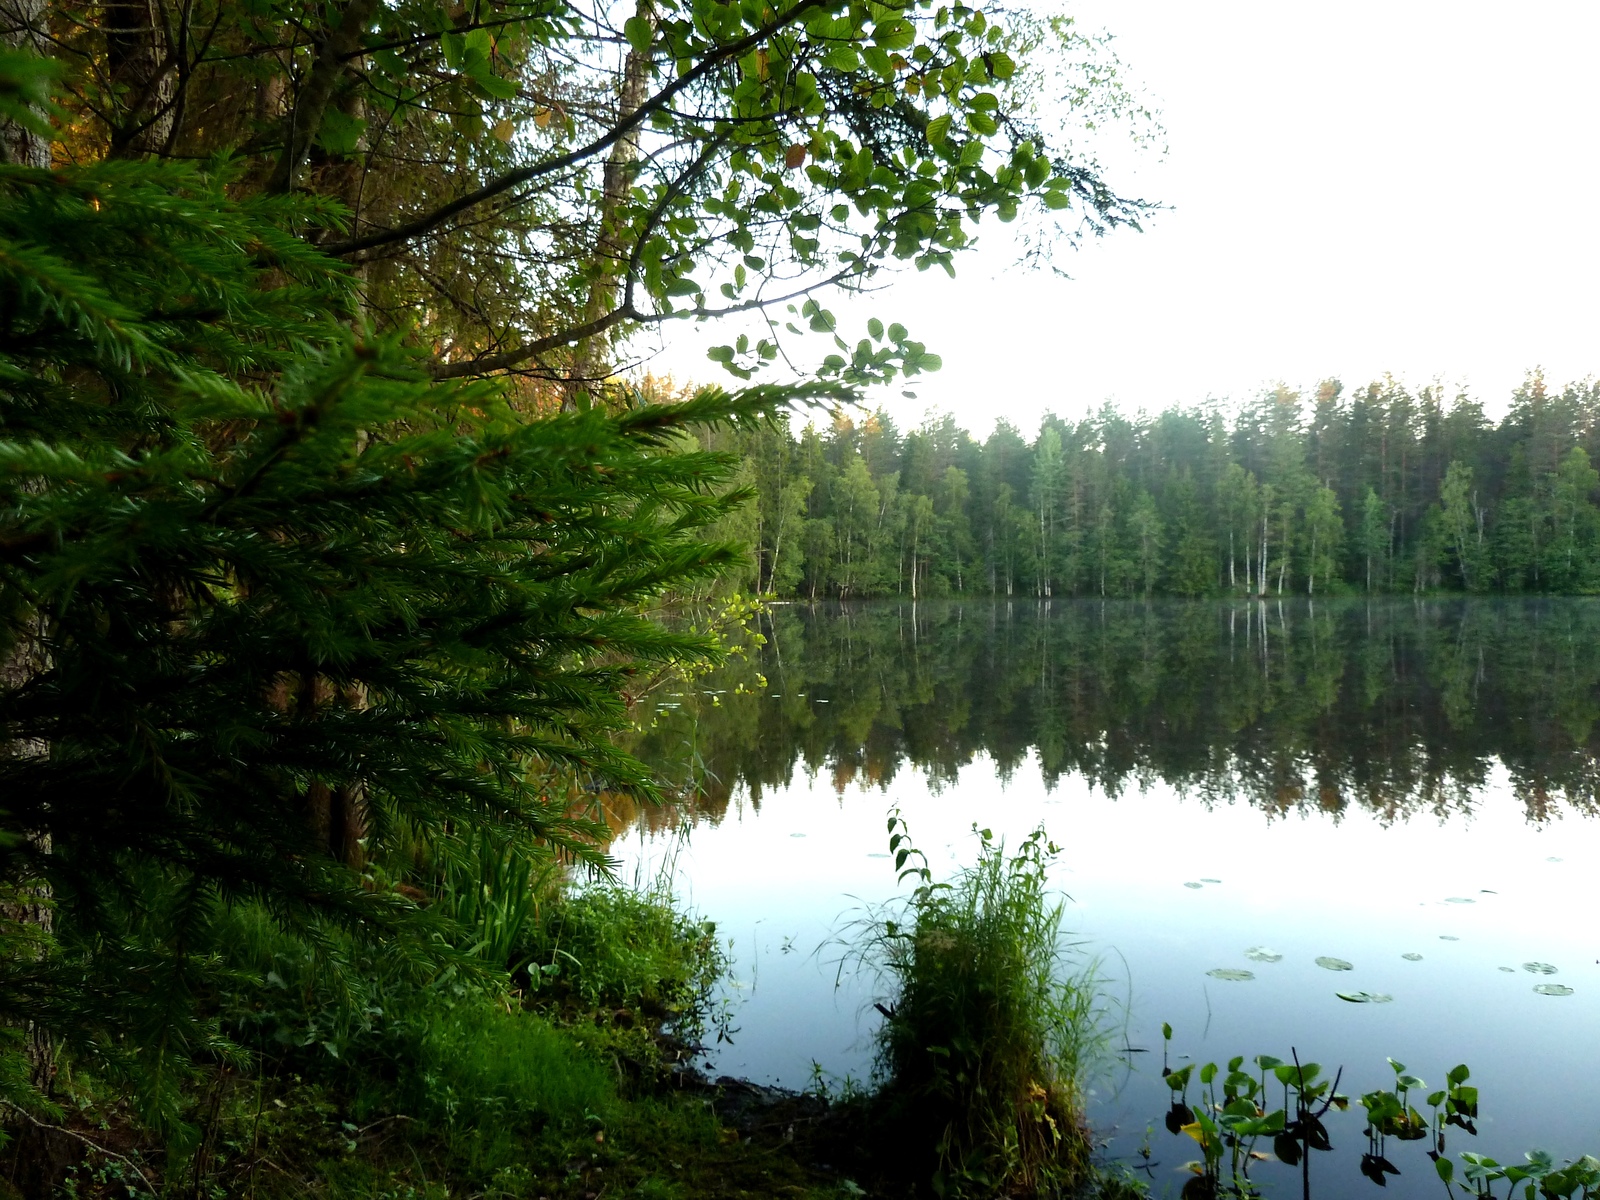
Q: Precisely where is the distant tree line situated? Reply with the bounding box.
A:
[695,373,1600,598]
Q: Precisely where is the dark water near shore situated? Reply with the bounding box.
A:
[616,598,1600,1198]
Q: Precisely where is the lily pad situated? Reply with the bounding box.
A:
[1315,956,1355,972]
[1206,968,1255,982]
[1245,947,1283,963]
[1183,882,1204,890]
[1401,953,1423,962]
[1444,897,1475,904]
[1336,991,1394,1004]
[1522,962,1558,975]
[1534,984,1575,997]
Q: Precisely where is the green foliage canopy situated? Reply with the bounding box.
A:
[0,0,1145,1125]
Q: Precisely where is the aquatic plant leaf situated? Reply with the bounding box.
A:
[1361,1153,1401,1185]
[1303,1115,1332,1151]
[1207,968,1254,982]
[1315,956,1354,971]
[1337,991,1394,1004]
[1244,946,1283,963]
[1533,984,1574,996]
[1275,1132,1302,1167]
[1401,953,1423,961]
[1521,962,1558,975]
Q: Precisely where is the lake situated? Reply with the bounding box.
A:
[614,598,1600,1198]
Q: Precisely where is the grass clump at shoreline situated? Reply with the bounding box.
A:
[862,816,1110,1198]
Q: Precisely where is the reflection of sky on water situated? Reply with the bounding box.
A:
[615,753,1600,1198]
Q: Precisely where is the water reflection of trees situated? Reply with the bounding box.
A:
[622,599,1600,828]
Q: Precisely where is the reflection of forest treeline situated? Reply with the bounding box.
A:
[624,599,1600,827]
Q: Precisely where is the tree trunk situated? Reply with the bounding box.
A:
[104,0,176,156]
[1,616,56,1103]
[570,0,655,399]
[0,0,48,167]
[268,0,383,193]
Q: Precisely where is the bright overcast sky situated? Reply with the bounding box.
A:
[641,1,1600,437]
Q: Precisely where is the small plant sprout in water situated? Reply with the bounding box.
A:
[1159,1024,1345,1200]
[1154,1041,1600,1199]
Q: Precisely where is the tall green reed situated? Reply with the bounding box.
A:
[859,813,1109,1198]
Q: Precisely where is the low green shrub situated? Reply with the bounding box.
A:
[866,817,1106,1198]
[521,883,726,1032]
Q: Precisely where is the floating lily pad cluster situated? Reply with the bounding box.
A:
[1200,943,1579,1002]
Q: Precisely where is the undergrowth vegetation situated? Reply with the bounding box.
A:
[16,816,1145,1200]
[10,860,796,1200]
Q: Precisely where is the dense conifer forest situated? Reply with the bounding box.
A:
[698,374,1600,598]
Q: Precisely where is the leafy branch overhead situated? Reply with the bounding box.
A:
[46,0,1149,382]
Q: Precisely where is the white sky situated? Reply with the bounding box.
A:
[641,1,1600,438]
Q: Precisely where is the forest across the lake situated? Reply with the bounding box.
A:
[691,373,1600,600]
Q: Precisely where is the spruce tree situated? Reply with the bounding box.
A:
[0,49,835,1120]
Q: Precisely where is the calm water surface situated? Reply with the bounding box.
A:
[615,599,1600,1198]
